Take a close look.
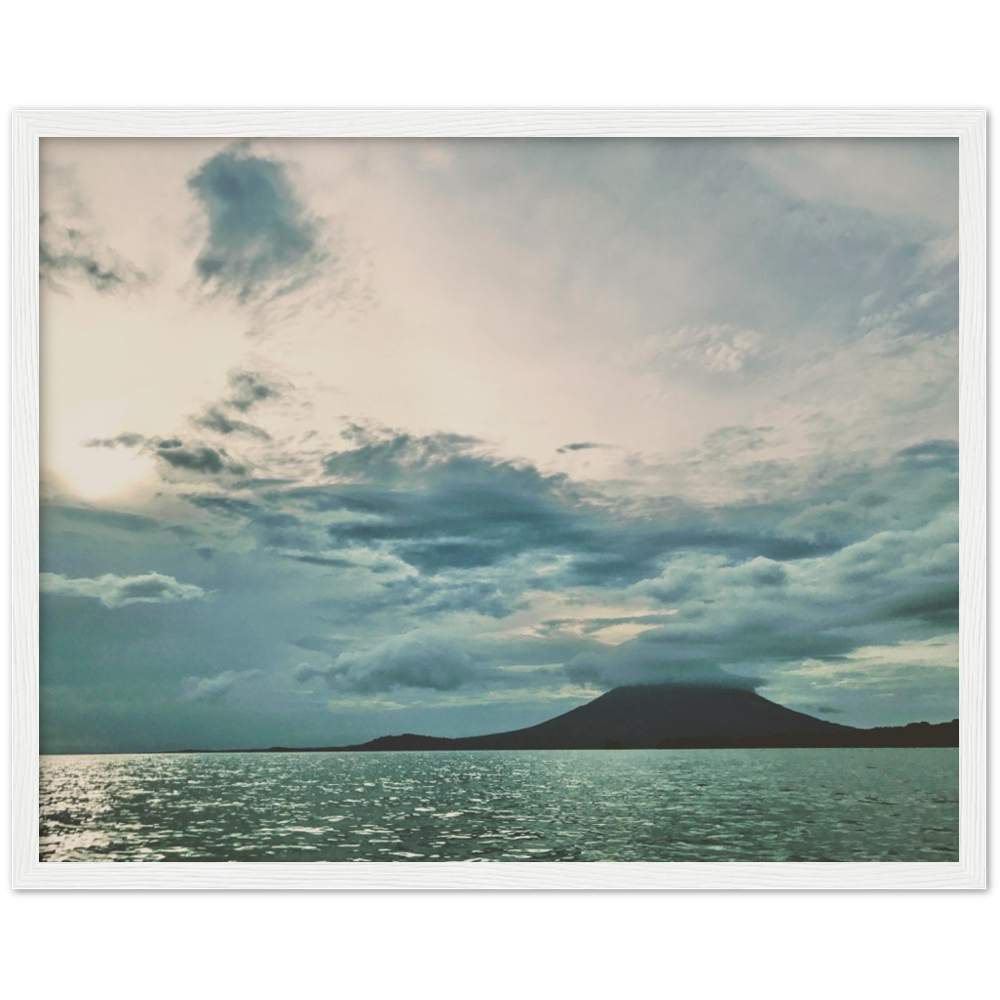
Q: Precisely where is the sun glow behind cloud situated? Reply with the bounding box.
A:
[43,402,154,499]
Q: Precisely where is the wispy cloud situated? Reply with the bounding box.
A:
[40,571,206,609]
[191,407,271,439]
[557,442,607,454]
[223,370,284,412]
[40,212,145,294]
[182,669,263,702]
[635,324,763,375]
[84,432,248,478]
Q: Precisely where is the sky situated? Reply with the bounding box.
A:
[37,136,960,752]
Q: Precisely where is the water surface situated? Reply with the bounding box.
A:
[39,748,958,862]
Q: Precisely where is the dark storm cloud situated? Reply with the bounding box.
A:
[192,406,270,439]
[139,423,856,616]
[188,145,324,303]
[161,426,959,709]
[571,508,959,693]
[316,426,844,585]
[39,212,145,294]
[317,473,583,575]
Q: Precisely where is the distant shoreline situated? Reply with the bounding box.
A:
[45,685,960,756]
[158,688,958,755]
[162,722,958,755]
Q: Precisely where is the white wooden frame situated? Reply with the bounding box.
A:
[11,110,987,890]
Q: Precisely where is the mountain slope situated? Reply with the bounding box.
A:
[341,684,854,751]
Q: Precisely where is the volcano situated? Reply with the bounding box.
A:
[334,684,859,751]
[207,683,958,754]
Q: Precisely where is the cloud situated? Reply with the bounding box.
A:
[84,432,247,477]
[39,212,145,294]
[83,369,284,479]
[895,439,959,471]
[109,438,251,478]
[763,652,958,727]
[287,553,356,568]
[183,494,261,518]
[36,139,961,750]
[183,423,850,594]
[181,669,263,702]
[696,425,776,463]
[44,504,163,534]
[359,573,526,620]
[321,424,483,482]
[85,432,148,449]
[73,418,955,724]
[156,444,243,475]
[744,138,959,230]
[632,323,763,375]
[296,632,480,694]
[566,504,959,692]
[223,370,283,412]
[557,442,605,454]
[192,406,270,439]
[40,571,206,609]
[188,145,324,303]
[565,639,763,690]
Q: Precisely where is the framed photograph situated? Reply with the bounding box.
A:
[11,110,986,889]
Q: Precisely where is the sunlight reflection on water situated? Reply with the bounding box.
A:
[39,748,958,862]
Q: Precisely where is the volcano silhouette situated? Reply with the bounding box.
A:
[207,683,957,754]
[336,684,856,751]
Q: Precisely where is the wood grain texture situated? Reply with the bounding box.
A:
[11,110,987,891]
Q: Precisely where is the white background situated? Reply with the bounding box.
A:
[0,0,997,97]
[4,895,996,1000]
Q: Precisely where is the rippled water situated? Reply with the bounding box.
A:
[39,749,958,862]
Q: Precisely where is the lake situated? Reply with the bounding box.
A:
[39,748,959,862]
